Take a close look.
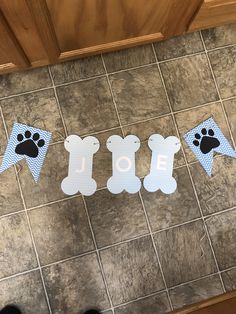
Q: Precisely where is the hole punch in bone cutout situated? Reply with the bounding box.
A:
[106,135,141,194]
[143,135,181,194]
[61,135,100,196]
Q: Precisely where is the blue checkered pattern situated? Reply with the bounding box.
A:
[0,122,52,182]
[184,117,236,176]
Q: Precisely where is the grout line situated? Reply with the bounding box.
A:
[204,205,236,220]
[112,288,167,309]
[107,61,157,75]
[0,86,53,101]
[82,196,115,314]
[168,271,222,291]
[26,194,81,211]
[48,66,68,138]
[158,51,204,64]
[102,53,173,311]
[52,73,106,88]
[41,249,96,269]
[199,32,236,151]
[204,42,236,53]
[152,42,227,294]
[0,209,26,220]
[138,193,174,310]
[101,54,123,130]
[0,267,40,283]
[0,106,53,314]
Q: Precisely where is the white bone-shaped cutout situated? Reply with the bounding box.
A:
[107,135,141,194]
[144,134,181,194]
[61,135,99,196]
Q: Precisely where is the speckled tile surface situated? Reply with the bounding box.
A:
[0,23,236,314]
[154,220,217,287]
[160,54,218,111]
[154,32,203,61]
[169,275,223,309]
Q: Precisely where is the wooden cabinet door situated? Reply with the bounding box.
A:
[0,9,30,73]
[44,0,203,59]
[189,0,236,31]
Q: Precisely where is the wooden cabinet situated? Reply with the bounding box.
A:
[189,0,236,31]
[0,0,236,74]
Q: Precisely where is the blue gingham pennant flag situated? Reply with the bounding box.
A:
[0,122,52,182]
[184,117,236,176]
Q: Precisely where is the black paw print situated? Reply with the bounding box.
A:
[15,130,45,158]
[193,128,220,154]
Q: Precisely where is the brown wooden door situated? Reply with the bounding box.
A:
[189,0,236,31]
[0,9,30,73]
[45,0,203,59]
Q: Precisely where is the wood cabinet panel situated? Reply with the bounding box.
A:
[0,0,48,63]
[189,0,236,31]
[0,9,30,72]
[46,0,202,53]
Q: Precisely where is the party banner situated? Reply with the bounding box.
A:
[184,117,236,176]
[144,135,181,194]
[0,122,51,182]
[61,135,100,196]
[106,135,141,194]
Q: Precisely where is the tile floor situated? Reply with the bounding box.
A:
[0,23,236,314]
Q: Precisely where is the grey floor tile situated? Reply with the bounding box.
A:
[202,23,236,49]
[141,166,200,231]
[123,115,185,178]
[0,114,7,156]
[0,159,23,216]
[110,65,170,125]
[43,253,110,313]
[100,236,165,305]
[222,268,236,291]
[154,220,217,287]
[50,55,105,85]
[160,54,218,111]
[0,67,51,98]
[85,190,148,248]
[57,77,119,135]
[190,156,236,215]
[169,275,223,310]
[224,98,236,144]
[1,89,65,143]
[154,32,203,61]
[29,197,94,265]
[91,128,122,189]
[209,46,236,99]
[103,45,155,73]
[0,213,37,279]
[0,271,49,314]
[19,143,68,208]
[206,208,236,270]
[114,292,171,314]
[175,102,231,163]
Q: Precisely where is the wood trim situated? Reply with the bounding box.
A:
[170,290,236,314]
[25,0,60,62]
[0,10,30,68]
[60,32,164,60]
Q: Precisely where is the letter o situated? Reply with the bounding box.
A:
[116,156,132,172]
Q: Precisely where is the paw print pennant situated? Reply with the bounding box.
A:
[184,117,236,176]
[0,122,52,182]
